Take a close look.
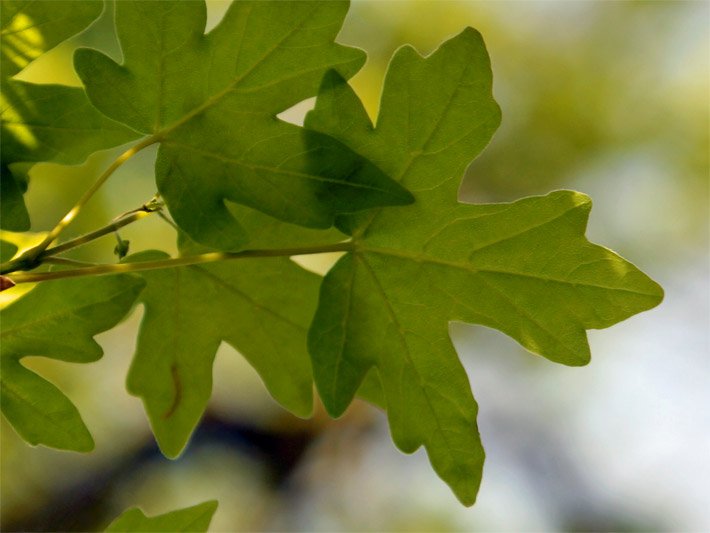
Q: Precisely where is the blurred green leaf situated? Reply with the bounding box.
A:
[1,80,140,166]
[105,500,218,533]
[74,0,412,251]
[127,249,319,457]
[0,0,103,76]
[0,1,140,230]
[0,240,18,262]
[0,274,144,451]
[306,29,664,505]
[0,166,30,230]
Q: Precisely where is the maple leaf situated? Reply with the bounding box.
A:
[0,274,144,451]
[74,0,413,251]
[0,0,140,231]
[105,500,218,533]
[305,29,664,505]
[1,0,102,76]
[1,80,141,166]
[126,248,320,457]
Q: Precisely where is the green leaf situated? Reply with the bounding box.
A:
[1,80,140,166]
[0,274,145,451]
[305,29,664,505]
[0,165,30,231]
[105,500,218,533]
[0,357,93,451]
[0,240,18,263]
[127,249,319,457]
[74,0,413,251]
[1,0,103,76]
[1,1,141,230]
[226,203,347,249]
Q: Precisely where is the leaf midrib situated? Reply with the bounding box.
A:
[359,246,658,297]
[328,257,356,402]
[0,364,85,442]
[354,52,478,240]
[190,264,304,331]
[164,141,401,193]
[357,254,460,458]
[0,285,132,342]
[150,5,319,140]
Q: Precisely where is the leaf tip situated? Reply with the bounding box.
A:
[286,395,315,420]
[319,394,350,419]
[552,189,592,210]
[550,338,592,367]
[156,436,188,461]
[457,491,479,508]
[571,190,593,208]
[76,434,96,453]
[72,46,102,76]
[389,184,416,207]
[460,26,485,43]
[203,499,219,512]
[71,419,96,453]
[567,350,592,367]
[645,275,665,306]
[652,281,665,304]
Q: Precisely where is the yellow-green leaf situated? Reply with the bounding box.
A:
[1,1,140,230]
[127,249,319,457]
[74,0,412,251]
[1,0,102,76]
[306,29,663,505]
[0,274,144,451]
[105,500,218,533]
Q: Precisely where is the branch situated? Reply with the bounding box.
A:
[7,242,354,284]
[0,209,157,275]
[26,135,160,259]
[40,210,153,258]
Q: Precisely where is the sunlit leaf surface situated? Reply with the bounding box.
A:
[127,248,319,457]
[0,274,144,451]
[306,29,664,505]
[105,500,217,532]
[75,0,412,251]
[0,0,139,230]
[1,0,102,76]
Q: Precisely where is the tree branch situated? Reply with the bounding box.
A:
[7,242,353,284]
[25,135,160,259]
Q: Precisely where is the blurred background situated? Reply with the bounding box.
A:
[1,1,708,531]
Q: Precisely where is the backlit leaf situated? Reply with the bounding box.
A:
[127,249,319,457]
[1,0,102,76]
[0,274,144,451]
[306,29,664,505]
[75,0,413,251]
[0,240,17,263]
[0,1,140,230]
[1,79,140,166]
[105,500,217,533]
[0,166,29,230]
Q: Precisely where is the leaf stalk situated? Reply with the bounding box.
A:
[0,209,157,275]
[23,135,160,260]
[6,242,354,284]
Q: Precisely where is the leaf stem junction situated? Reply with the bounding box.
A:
[0,201,161,275]
[20,135,161,262]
